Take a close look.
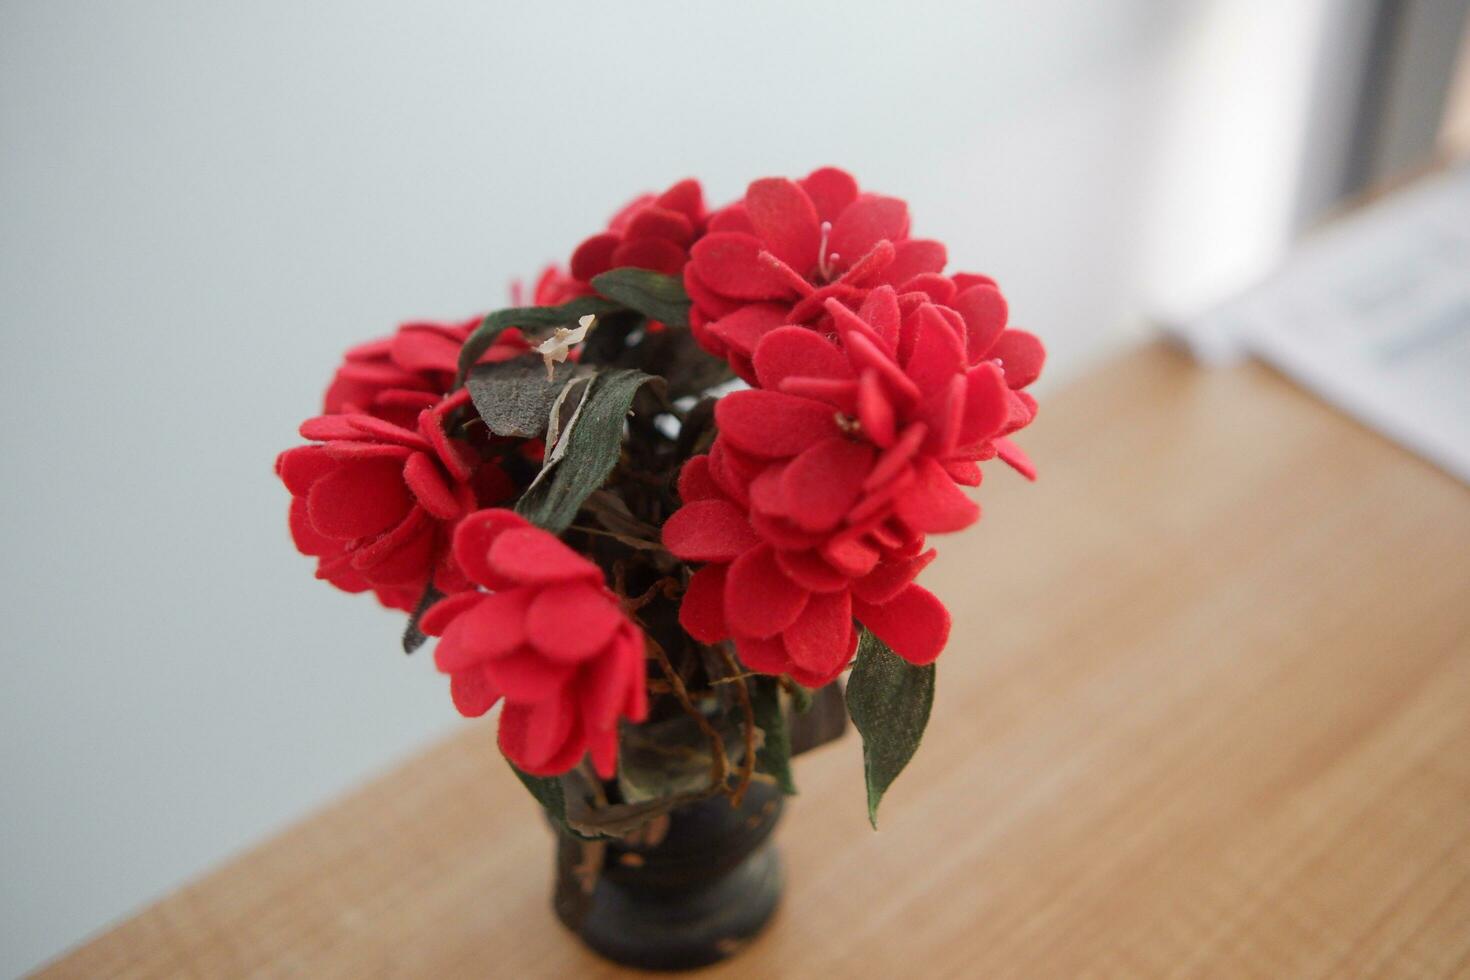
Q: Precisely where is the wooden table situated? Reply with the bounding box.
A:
[45,344,1470,978]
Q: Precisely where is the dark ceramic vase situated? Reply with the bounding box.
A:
[552,782,785,971]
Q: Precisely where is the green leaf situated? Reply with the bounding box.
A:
[508,759,566,823]
[401,580,442,654]
[465,358,584,438]
[789,682,815,714]
[589,267,691,328]
[845,629,935,828]
[455,296,618,386]
[515,368,663,533]
[752,677,797,795]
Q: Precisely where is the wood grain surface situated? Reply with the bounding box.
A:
[43,343,1470,978]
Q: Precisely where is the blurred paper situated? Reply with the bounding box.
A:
[1175,165,1470,484]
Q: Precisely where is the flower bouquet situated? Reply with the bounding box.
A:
[276,167,1044,969]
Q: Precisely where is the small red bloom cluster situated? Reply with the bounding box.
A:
[275,392,511,611]
[525,179,708,309]
[421,510,648,777]
[663,167,1045,684]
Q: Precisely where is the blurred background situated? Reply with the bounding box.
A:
[2,1,1467,974]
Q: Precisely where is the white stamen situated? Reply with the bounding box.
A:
[817,221,835,281]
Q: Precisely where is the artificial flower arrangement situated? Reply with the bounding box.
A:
[277,167,1043,964]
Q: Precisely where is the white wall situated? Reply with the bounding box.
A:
[2,1,1207,974]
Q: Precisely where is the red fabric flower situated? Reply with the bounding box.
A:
[276,392,511,611]
[663,281,1045,683]
[528,179,708,310]
[685,167,955,380]
[324,317,529,429]
[663,452,949,687]
[512,265,591,308]
[421,509,649,778]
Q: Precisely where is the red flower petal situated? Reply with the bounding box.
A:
[348,507,434,581]
[777,377,860,415]
[952,272,997,292]
[995,437,1037,480]
[735,634,793,676]
[783,589,854,677]
[844,330,921,407]
[799,167,860,223]
[624,205,694,246]
[959,362,1010,447]
[299,414,363,442]
[449,667,501,718]
[488,527,603,586]
[420,589,483,636]
[500,701,585,776]
[306,458,410,539]
[390,325,461,376]
[753,325,853,391]
[520,690,577,768]
[782,437,875,532]
[820,533,881,579]
[745,177,821,271]
[683,264,743,322]
[775,548,850,592]
[434,588,532,671]
[826,297,894,357]
[484,647,575,703]
[852,549,937,605]
[858,285,902,350]
[662,499,760,562]
[525,581,623,662]
[655,178,704,223]
[679,563,730,643]
[944,459,983,486]
[402,451,461,520]
[707,203,755,235]
[570,233,619,282]
[857,370,897,448]
[319,440,415,463]
[690,232,796,300]
[277,446,333,495]
[853,583,951,666]
[990,330,1046,389]
[884,239,947,285]
[451,509,530,590]
[677,454,723,504]
[579,635,638,731]
[725,544,809,639]
[709,303,790,356]
[714,390,840,458]
[903,304,966,393]
[919,375,967,458]
[895,457,980,533]
[345,414,433,450]
[748,463,792,518]
[954,284,1009,359]
[901,273,958,306]
[610,236,687,276]
[830,195,909,269]
[588,726,619,780]
[864,422,927,491]
[288,496,336,556]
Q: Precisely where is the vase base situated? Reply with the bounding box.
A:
[560,841,782,971]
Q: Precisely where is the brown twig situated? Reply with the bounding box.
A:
[622,576,680,613]
[644,635,730,799]
[714,644,758,807]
